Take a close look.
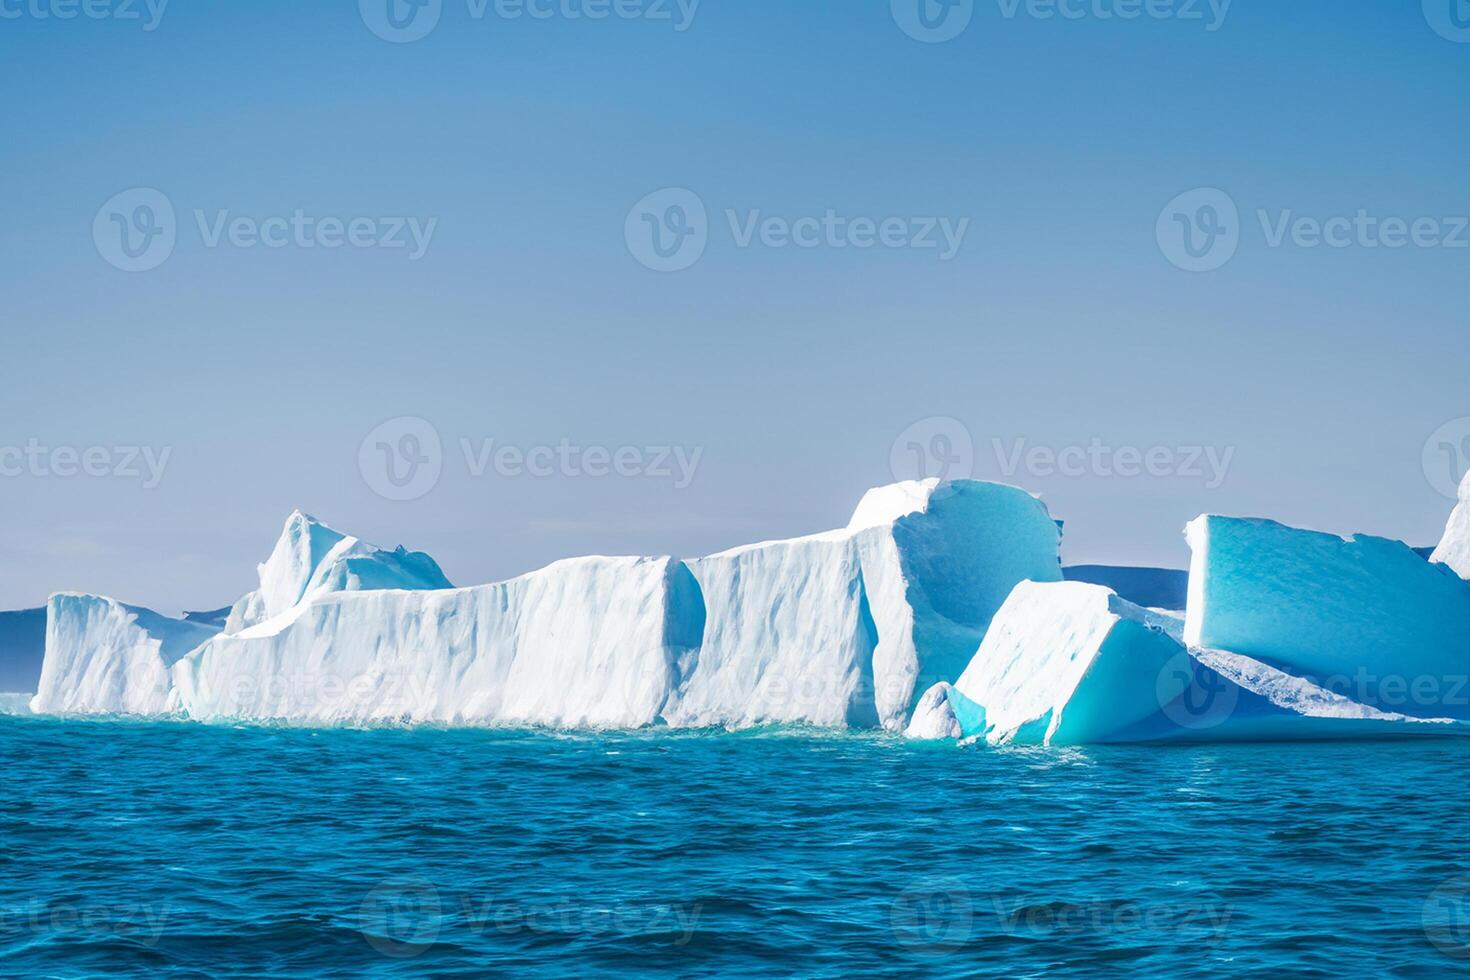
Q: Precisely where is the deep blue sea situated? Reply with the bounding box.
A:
[2,714,1469,978]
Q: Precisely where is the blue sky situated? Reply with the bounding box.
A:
[1,0,1468,612]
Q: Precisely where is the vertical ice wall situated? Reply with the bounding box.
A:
[28,480,1065,729]
[1184,515,1470,719]
[30,595,221,715]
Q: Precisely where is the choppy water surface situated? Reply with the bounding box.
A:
[2,714,1468,977]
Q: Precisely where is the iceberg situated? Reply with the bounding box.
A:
[174,556,702,727]
[27,480,1062,730]
[903,682,984,740]
[664,479,1064,729]
[923,580,1466,745]
[1431,471,1470,580]
[35,481,1464,743]
[948,581,1187,745]
[223,510,451,633]
[30,595,221,715]
[1184,515,1470,719]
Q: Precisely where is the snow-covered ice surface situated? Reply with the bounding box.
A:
[30,595,221,715]
[1432,470,1470,580]
[1185,515,1470,719]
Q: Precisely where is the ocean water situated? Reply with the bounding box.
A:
[2,714,1468,978]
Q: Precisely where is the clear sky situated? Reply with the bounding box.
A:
[2,0,1468,613]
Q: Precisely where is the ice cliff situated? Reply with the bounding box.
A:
[175,556,702,727]
[664,480,1062,729]
[30,480,1063,731]
[31,596,221,715]
[1184,515,1470,720]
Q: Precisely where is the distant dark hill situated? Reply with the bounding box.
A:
[0,608,47,694]
[1063,565,1189,611]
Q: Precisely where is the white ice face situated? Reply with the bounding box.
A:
[1431,470,1470,581]
[27,480,1064,731]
